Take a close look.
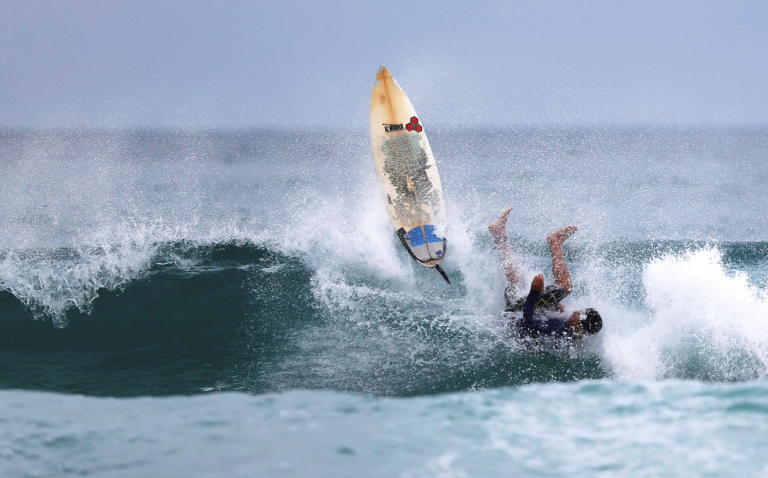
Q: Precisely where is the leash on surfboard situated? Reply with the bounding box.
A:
[435,265,450,284]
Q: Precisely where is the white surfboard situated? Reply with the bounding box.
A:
[369,66,449,283]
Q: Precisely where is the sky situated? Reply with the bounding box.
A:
[0,0,766,129]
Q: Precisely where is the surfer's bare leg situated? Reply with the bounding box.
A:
[488,206,524,288]
[546,225,577,294]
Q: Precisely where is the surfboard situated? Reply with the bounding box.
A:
[369,65,449,283]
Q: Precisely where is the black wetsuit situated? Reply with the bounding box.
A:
[505,284,571,339]
[517,288,570,338]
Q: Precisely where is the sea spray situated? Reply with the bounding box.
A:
[603,247,768,380]
[0,230,159,326]
[1,128,767,396]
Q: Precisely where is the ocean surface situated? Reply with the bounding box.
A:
[1,127,767,476]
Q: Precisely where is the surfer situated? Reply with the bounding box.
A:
[488,206,602,341]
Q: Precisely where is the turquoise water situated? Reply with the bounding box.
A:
[3,381,768,477]
[0,128,767,476]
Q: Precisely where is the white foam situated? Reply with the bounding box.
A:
[277,171,412,282]
[602,248,768,380]
[0,227,159,326]
[0,218,270,327]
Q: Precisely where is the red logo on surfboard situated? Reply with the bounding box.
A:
[405,117,423,133]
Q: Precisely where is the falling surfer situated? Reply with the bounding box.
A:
[488,206,603,345]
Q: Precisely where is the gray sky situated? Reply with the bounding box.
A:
[1,0,766,128]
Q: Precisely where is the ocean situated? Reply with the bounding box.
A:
[1,127,767,476]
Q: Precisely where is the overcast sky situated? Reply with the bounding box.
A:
[1,0,766,128]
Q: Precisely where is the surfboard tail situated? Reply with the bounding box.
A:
[397,227,450,284]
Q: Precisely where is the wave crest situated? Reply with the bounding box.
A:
[603,248,768,380]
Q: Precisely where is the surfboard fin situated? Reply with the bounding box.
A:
[435,264,450,284]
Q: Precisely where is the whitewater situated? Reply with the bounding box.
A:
[1,128,768,476]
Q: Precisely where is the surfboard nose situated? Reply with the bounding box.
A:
[374,65,388,85]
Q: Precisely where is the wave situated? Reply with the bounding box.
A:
[0,238,604,396]
[2,126,767,397]
[1,237,767,396]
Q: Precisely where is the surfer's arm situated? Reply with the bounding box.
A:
[521,275,544,325]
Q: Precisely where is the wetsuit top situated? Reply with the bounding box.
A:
[505,284,571,339]
[518,288,570,338]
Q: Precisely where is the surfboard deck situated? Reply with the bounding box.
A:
[369,66,448,275]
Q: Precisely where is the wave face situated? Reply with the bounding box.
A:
[2,239,768,397]
[3,381,768,477]
[1,129,768,398]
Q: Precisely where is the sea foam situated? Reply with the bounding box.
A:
[603,247,768,380]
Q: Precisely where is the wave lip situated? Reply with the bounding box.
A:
[0,241,156,327]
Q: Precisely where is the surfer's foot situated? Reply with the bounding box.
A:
[547,225,578,249]
[488,206,514,244]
